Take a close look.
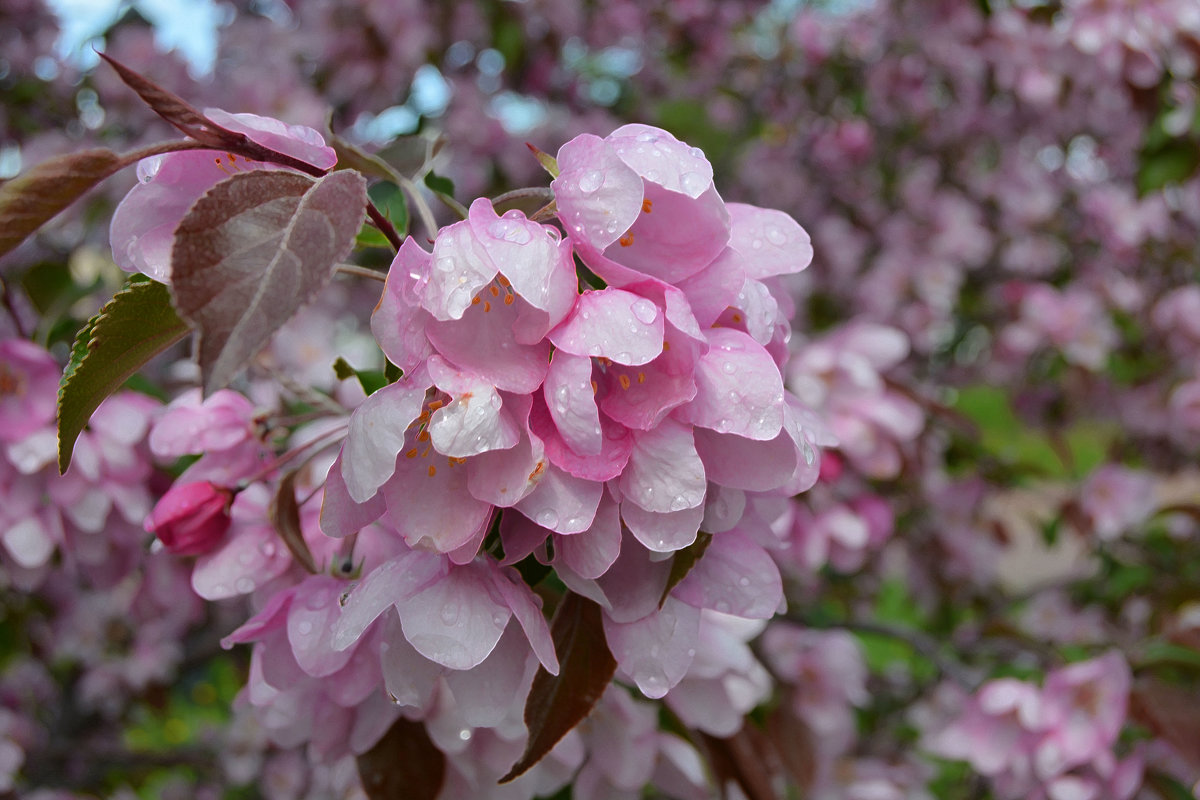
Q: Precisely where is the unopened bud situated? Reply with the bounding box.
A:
[146,481,233,556]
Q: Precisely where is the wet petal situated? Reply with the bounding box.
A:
[603,595,701,699]
[620,419,706,514]
[678,328,784,441]
[549,288,664,366]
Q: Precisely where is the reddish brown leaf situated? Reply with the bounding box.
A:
[0,149,123,259]
[699,725,783,800]
[1131,677,1200,769]
[500,592,615,783]
[356,717,445,800]
[170,169,366,395]
[766,699,816,793]
[99,53,240,149]
[270,470,318,574]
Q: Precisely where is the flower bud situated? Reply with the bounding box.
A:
[146,481,233,556]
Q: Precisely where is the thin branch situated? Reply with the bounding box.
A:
[398,174,439,241]
[336,262,388,282]
[0,277,27,338]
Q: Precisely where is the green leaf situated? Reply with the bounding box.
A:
[0,149,124,260]
[423,171,456,197]
[1137,139,1200,195]
[58,280,190,474]
[368,180,409,239]
[500,593,616,783]
[357,717,445,800]
[659,531,712,607]
[332,357,387,396]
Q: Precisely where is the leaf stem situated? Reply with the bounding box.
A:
[0,278,27,338]
[116,139,212,168]
[365,202,404,251]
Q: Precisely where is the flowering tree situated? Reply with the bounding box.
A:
[3,0,1200,798]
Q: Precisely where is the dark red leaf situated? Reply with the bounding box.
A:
[500,592,615,783]
[1131,677,1200,769]
[0,149,123,259]
[356,717,445,800]
[270,470,319,574]
[98,53,240,149]
[169,169,366,395]
[699,725,782,800]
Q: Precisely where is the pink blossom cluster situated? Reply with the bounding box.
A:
[924,653,1141,800]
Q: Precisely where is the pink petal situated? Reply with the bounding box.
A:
[342,376,429,503]
[427,299,551,394]
[331,550,448,651]
[491,565,559,674]
[556,493,622,579]
[720,203,813,279]
[380,614,443,710]
[678,328,784,441]
[622,501,702,553]
[372,238,435,373]
[422,219,496,320]
[515,463,603,534]
[603,595,701,698]
[382,451,493,552]
[443,626,536,726]
[549,288,665,366]
[595,533,673,623]
[608,124,714,198]
[553,133,644,251]
[395,561,512,670]
[319,449,386,538]
[288,575,355,677]
[532,394,633,482]
[428,357,521,457]
[620,419,707,514]
[693,428,796,493]
[192,520,290,600]
[599,327,700,431]
[544,352,603,456]
[673,530,783,619]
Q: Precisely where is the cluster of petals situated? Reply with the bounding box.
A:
[1,338,157,585]
[318,124,827,707]
[923,651,1139,800]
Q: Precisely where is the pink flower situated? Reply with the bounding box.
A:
[0,339,58,444]
[554,124,731,286]
[145,481,234,556]
[109,110,337,283]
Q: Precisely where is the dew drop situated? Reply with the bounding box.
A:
[435,257,455,273]
[636,132,657,143]
[751,239,763,250]
[629,298,658,325]
[615,351,632,362]
[645,169,661,183]
[722,361,736,374]
[458,728,473,742]
[765,225,787,245]
[802,440,817,465]
[260,541,277,556]
[213,583,230,595]
[688,146,704,159]
[537,509,560,528]
[738,577,750,587]
[440,603,459,625]
[235,577,255,593]
[680,171,707,195]
[238,551,255,566]
[492,612,507,626]
[715,601,731,613]
[687,647,697,657]
[577,170,603,194]
[297,620,314,636]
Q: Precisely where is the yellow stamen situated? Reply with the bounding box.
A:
[497,275,511,287]
[641,198,653,213]
[484,300,492,312]
[490,285,500,297]
[637,372,646,384]
[618,374,631,390]
[619,232,635,247]
[472,296,481,306]
[590,380,598,394]
[504,293,514,305]
[428,465,437,477]
[418,431,431,442]
[405,448,418,459]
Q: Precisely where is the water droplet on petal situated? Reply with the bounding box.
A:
[751,239,763,250]
[578,170,603,194]
[260,541,276,556]
[236,577,255,593]
[537,509,560,528]
[636,132,657,143]
[441,602,459,625]
[738,577,750,587]
[722,361,736,374]
[715,601,731,613]
[458,729,473,741]
[630,298,658,325]
[297,620,314,635]
[238,551,255,566]
[680,171,707,195]
[765,225,787,245]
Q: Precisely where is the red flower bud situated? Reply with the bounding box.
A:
[146,481,233,556]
